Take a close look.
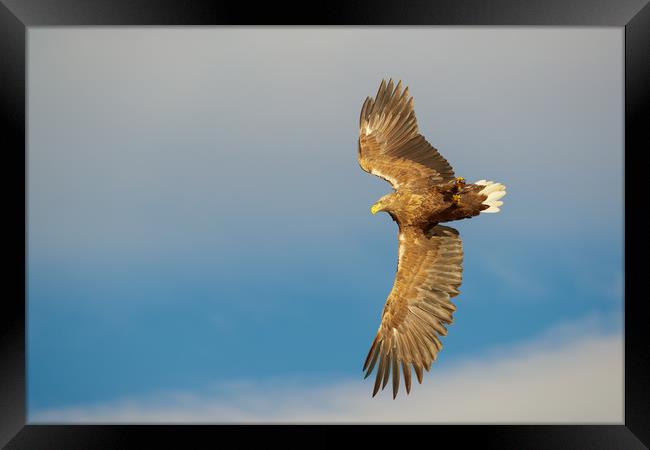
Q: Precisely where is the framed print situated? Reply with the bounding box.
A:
[1,0,648,448]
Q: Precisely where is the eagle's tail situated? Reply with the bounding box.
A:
[475,180,506,213]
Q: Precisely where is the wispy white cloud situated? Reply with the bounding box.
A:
[31,315,623,424]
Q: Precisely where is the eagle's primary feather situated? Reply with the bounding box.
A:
[359,79,506,398]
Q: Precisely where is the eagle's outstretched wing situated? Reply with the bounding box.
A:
[358,79,455,190]
[363,225,463,398]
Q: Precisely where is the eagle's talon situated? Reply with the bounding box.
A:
[452,194,462,205]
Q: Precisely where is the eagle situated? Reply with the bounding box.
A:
[359,79,506,398]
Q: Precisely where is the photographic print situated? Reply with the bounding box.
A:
[27,27,623,424]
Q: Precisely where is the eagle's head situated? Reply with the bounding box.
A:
[371,193,398,215]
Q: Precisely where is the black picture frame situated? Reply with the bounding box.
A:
[1,1,648,448]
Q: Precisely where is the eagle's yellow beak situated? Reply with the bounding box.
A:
[370,202,382,215]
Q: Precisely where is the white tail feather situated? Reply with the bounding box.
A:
[475,180,506,214]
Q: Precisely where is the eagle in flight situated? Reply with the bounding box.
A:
[359,79,506,398]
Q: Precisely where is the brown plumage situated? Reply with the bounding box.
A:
[359,79,507,398]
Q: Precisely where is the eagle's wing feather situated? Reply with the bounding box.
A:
[363,225,463,398]
[358,79,455,189]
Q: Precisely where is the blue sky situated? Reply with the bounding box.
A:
[27,27,623,422]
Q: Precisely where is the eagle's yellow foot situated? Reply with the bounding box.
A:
[452,193,462,205]
[454,177,466,190]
